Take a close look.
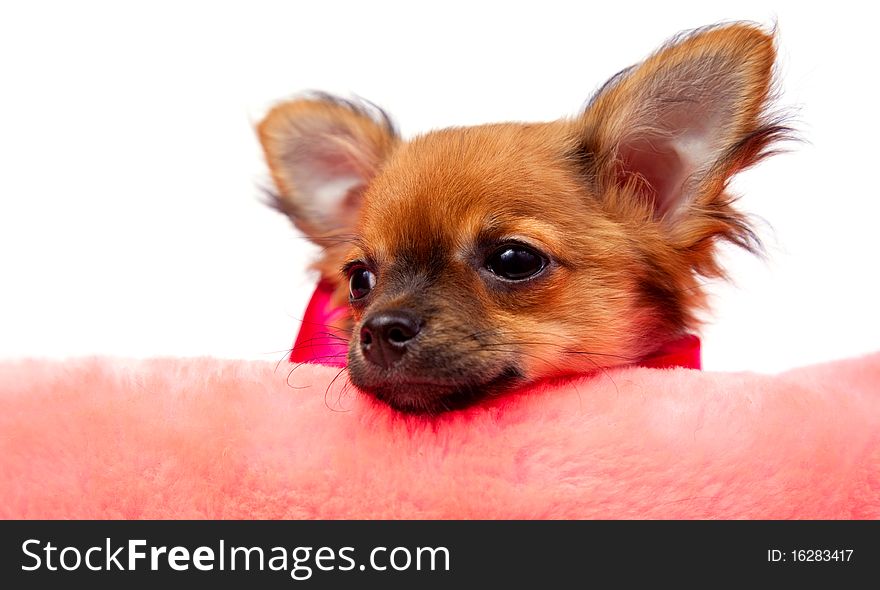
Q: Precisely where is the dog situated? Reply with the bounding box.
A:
[258,23,789,413]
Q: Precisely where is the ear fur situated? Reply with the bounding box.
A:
[580,23,791,252]
[257,94,398,244]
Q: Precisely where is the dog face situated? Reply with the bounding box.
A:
[259,24,788,413]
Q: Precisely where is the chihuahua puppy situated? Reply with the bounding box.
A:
[258,23,788,413]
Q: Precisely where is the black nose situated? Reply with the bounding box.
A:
[360,311,422,369]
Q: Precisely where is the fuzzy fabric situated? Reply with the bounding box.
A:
[1,354,878,519]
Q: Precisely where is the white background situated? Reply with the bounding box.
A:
[1,1,878,372]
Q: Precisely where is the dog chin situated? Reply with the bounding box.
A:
[354,367,523,414]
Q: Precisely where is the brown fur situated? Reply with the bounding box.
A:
[258,23,791,412]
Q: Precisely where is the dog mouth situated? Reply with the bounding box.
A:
[355,366,524,414]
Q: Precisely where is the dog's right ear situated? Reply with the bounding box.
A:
[257,95,398,242]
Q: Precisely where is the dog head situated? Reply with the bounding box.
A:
[259,24,788,412]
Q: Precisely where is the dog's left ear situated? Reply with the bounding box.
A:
[579,24,786,224]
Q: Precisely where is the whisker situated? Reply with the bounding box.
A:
[284,353,349,389]
[286,362,310,389]
[334,376,358,411]
[324,366,352,412]
[274,348,295,374]
[290,334,349,351]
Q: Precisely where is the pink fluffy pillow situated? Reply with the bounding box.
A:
[1,354,878,518]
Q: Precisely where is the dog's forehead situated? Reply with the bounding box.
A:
[358,122,584,257]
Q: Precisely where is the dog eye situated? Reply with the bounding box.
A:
[485,245,547,281]
[348,266,376,300]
